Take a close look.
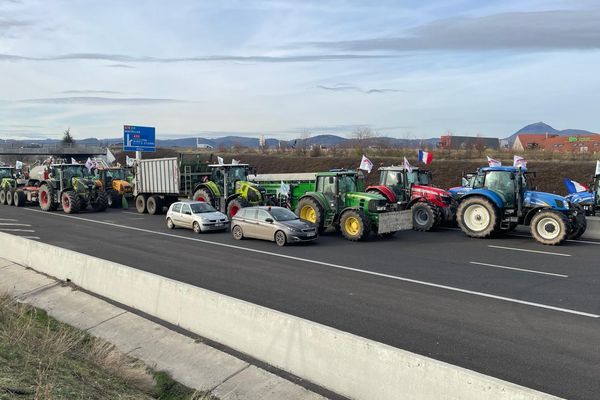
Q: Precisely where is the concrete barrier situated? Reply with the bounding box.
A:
[583,216,600,240]
[0,232,560,400]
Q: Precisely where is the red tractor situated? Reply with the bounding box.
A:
[366,166,455,231]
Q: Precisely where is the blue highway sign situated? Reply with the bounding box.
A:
[123,125,156,152]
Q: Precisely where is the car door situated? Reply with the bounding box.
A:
[256,210,277,240]
[170,203,183,226]
[180,203,193,228]
[241,208,259,238]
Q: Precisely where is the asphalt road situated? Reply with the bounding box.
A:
[1,204,599,399]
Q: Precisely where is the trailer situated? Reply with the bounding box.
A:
[133,158,182,214]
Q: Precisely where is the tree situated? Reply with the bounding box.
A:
[62,128,75,145]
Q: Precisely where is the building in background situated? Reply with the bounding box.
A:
[439,135,500,150]
[513,134,600,153]
[196,138,213,149]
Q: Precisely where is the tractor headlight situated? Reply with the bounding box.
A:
[555,200,566,209]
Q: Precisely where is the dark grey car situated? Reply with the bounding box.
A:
[231,206,318,246]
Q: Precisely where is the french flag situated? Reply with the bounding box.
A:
[563,178,589,194]
[418,149,433,165]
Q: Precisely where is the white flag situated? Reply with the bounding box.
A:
[232,159,240,165]
[71,157,78,164]
[217,156,224,165]
[106,148,116,164]
[85,157,94,171]
[126,155,134,167]
[358,155,373,173]
[596,160,600,176]
[513,155,527,168]
[15,160,23,170]
[403,157,413,173]
[487,156,501,167]
[278,180,290,197]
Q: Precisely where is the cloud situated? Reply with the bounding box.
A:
[0,18,30,35]
[317,84,401,94]
[0,52,395,63]
[301,9,600,52]
[106,64,135,68]
[60,90,123,95]
[20,97,188,105]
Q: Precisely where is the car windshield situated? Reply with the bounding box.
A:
[338,175,357,193]
[0,168,12,179]
[269,207,298,221]
[190,202,217,213]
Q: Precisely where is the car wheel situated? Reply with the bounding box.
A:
[166,217,175,229]
[232,225,243,240]
[275,230,287,247]
[193,221,201,234]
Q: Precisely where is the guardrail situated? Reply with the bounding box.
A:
[0,232,561,400]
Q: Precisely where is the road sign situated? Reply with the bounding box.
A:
[123,125,156,152]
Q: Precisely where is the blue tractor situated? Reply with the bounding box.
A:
[564,174,599,216]
[455,166,586,245]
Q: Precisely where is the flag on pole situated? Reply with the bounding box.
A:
[15,161,23,170]
[563,179,589,194]
[513,155,527,168]
[403,157,413,173]
[71,157,78,164]
[232,159,240,165]
[106,148,116,164]
[278,181,290,197]
[417,149,433,165]
[217,156,224,165]
[596,160,600,176]
[358,155,373,173]
[85,157,94,172]
[126,155,134,167]
[487,156,502,167]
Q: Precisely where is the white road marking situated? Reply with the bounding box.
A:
[22,236,40,240]
[0,218,18,221]
[469,261,568,278]
[24,208,598,318]
[0,229,35,232]
[488,245,571,257]
[0,223,31,226]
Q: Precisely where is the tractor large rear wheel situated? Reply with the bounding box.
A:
[340,209,371,241]
[227,197,248,218]
[296,197,324,232]
[91,191,108,212]
[193,188,215,207]
[411,202,441,231]
[0,189,6,205]
[38,184,57,211]
[146,195,163,215]
[531,210,569,245]
[106,189,122,208]
[456,196,498,238]
[567,204,587,240]
[61,191,81,214]
[13,190,25,207]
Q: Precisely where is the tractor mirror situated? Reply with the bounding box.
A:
[265,218,274,223]
[328,177,334,184]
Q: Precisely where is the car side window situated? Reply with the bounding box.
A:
[172,203,182,213]
[257,210,271,221]
[236,209,246,218]
[182,204,191,215]
[245,209,258,220]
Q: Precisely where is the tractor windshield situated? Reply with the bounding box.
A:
[59,165,87,179]
[338,175,358,194]
[229,167,248,182]
[107,169,126,180]
[483,170,516,207]
[407,171,431,185]
[0,168,13,179]
[269,207,298,221]
[190,202,217,214]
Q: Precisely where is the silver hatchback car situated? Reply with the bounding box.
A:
[231,206,318,246]
[166,201,229,233]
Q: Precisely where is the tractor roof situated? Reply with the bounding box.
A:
[479,166,527,172]
[378,165,422,172]
[318,170,358,176]
[208,163,249,168]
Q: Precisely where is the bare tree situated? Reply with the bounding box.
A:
[295,130,312,155]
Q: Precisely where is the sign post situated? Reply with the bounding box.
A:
[123,125,156,160]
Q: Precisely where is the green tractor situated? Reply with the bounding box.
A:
[21,163,108,213]
[254,170,413,241]
[191,163,271,218]
[0,166,18,205]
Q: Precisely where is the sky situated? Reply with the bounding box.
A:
[1,0,600,140]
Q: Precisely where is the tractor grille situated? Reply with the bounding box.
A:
[368,199,388,213]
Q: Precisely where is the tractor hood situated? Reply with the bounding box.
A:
[566,191,595,205]
[448,186,472,198]
[345,191,385,202]
[412,185,452,198]
[524,191,570,211]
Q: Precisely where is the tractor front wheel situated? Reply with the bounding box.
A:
[38,184,57,211]
[106,189,122,208]
[295,197,324,232]
[146,195,163,215]
[227,197,248,218]
[61,191,82,214]
[6,189,14,206]
[193,188,215,207]
[456,197,498,238]
[411,202,441,231]
[340,209,371,241]
[568,204,587,240]
[531,210,568,245]
[90,191,108,212]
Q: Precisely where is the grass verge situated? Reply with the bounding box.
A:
[0,295,216,399]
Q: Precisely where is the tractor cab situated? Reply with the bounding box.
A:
[208,164,252,197]
[0,167,15,180]
[377,166,431,202]
[472,167,520,209]
[315,171,360,208]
